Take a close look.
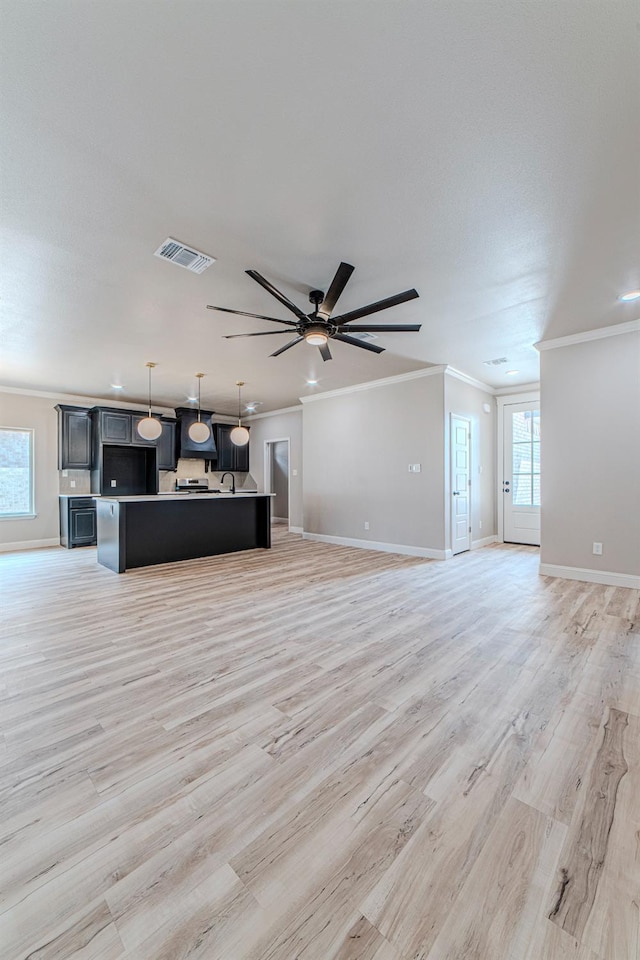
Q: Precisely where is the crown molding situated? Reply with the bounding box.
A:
[443,366,495,394]
[493,381,540,396]
[535,318,640,352]
[245,404,303,421]
[299,365,446,404]
[0,383,177,413]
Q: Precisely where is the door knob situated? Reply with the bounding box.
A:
[452,491,460,496]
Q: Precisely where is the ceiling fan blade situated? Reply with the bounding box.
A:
[246,270,308,322]
[319,342,332,362]
[332,333,385,354]
[318,262,355,319]
[224,330,292,339]
[337,323,422,333]
[207,305,297,326]
[270,336,304,357]
[332,288,419,325]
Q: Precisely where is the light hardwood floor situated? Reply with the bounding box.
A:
[1,531,639,960]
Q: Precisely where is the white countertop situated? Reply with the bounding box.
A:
[98,492,273,503]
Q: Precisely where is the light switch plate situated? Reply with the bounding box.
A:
[408,464,421,473]
[592,542,603,555]
[111,480,117,487]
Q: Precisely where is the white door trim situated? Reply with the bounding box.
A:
[450,413,472,555]
[263,437,291,530]
[497,392,540,543]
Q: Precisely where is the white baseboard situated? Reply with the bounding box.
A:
[302,532,446,560]
[539,562,640,590]
[471,535,498,550]
[288,526,303,534]
[0,538,61,553]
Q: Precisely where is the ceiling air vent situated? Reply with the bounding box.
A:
[154,238,216,274]
[483,357,508,366]
[351,332,378,341]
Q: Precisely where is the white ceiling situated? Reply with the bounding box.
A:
[1,1,638,414]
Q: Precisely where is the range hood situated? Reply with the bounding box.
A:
[174,407,217,460]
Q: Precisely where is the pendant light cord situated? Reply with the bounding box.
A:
[147,364,152,417]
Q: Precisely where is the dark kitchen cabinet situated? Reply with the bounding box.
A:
[55,405,92,469]
[99,410,131,444]
[130,414,160,445]
[157,419,177,471]
[59,496,97,548]
[215,423,250,472]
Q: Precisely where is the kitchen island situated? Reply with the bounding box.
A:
[96,493,272,573]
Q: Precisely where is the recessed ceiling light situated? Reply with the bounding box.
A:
[506,370,519,376]
[306,379,318,385]
[186,396,198,403]
[111,383,123,389]
[619,289,640,302]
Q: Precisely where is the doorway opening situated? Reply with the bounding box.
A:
[264,438,291,529]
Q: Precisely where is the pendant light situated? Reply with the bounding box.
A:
[188,373,211,443]
[137,362,163,440]
[230,380,250,446]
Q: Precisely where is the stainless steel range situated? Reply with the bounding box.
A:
[175,478,210,493]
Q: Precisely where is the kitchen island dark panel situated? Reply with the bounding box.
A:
[96,494,271,572]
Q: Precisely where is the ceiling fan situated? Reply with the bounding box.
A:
[206,262,421,361]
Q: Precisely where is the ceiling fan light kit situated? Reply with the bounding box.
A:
[209,262,421,362]
[136,362,163,441]
[188,373,211,443]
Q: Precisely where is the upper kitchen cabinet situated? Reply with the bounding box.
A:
[96,409,132,444]
[214,423,250,472]
[55,405,92,469]
[157,419,177,471]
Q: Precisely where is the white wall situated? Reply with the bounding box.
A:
[540,330,640,581]
[248,408,303,530]
[302,371,446,553]
[444,375,496,548]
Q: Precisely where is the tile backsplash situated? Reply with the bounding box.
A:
[59,470,92,494]
[59,460,257,494]
[158,460,257,492]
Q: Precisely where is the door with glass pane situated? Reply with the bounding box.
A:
[503,401,540,545]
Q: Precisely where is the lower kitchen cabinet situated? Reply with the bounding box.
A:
[59,496,97,548]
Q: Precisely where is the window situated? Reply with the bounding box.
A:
[0,427,34,517]
[512,410,540,506]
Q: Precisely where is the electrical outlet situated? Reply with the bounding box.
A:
[479,520,482,530]
[111,479,117,488]
[592,542,603,556]
[292,469,298,477]
[364,521,370,531]
[62,469,68,478]
[70,479,76,488]
[408,464,421,473]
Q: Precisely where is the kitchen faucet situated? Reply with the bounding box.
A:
[220,472,235,494]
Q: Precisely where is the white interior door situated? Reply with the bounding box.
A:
[503,401,540,545]
[451,415,471,555]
